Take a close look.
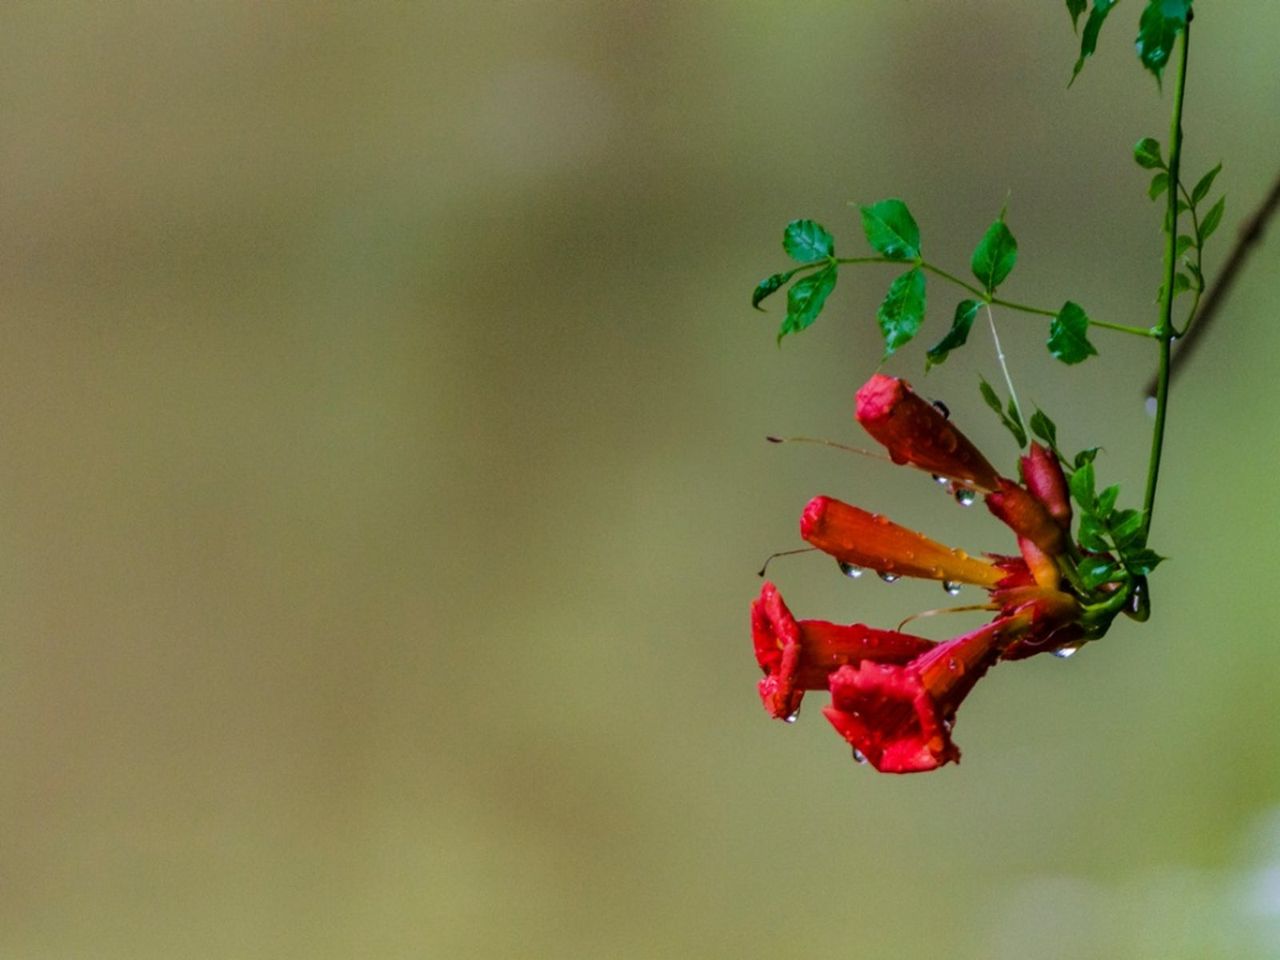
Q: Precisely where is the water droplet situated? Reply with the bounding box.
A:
[837,560,864,579]
[1053,644,1080,660]
[877,571,900,583]
[953,487,976,507]
[932,473,950,486]
[1124,577,1150,622]
[851,748,869,765]
[947,657,960,673]
[784,707,801,723]
[931,399,951,419]
[942,580,962,596]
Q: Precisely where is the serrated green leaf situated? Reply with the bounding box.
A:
[778,265,837,342]
[1074,447,1099,469]
[1191,162,1222,206]
[1119,547,1165,575]
[1097,484,1120,517]
[1066,0,1087,30]
[751,268,802,310]
[1133,137,1164,170]
[925,299,980,370]
[1069,460,1097,509]
[1110,509,1145,547]
[979,377,1003,417]
[782,219,835,263]
[1048,301,1098,365]
[1030,409,1058,448]
[1199,196,1226,243]
[978,376,1027,448]
[1078,514,1109,552]
[859,199,921,261]
[971,219,1018,293]
[876,268,926,355]
[1136,0,1191,81]
[1071,0,1119,85]
[1080,556,1122,590]
[1148,172,1169,201]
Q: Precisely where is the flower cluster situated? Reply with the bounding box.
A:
[752,374,1095,773]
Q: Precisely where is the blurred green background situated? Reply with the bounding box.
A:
[1,3,1278,957]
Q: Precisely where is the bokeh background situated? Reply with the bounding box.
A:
[1,3,1278,957]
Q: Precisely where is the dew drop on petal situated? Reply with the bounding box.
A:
[953,487,977,507]
[838,560,865,579]
[931,399,951,419]
[852,748,869,765]
[1053,644,1080,660]
[877,571,900,583]
[932,473,950,486]
[942,580,962,596]
[784,707,801,723]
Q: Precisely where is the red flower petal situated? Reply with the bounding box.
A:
[985,480,1067,559]
[801,495,1006,587]
[855,374,1002,491]
[822,617,1017,773]
[752,582,935,720]
[1021,442,1072,530]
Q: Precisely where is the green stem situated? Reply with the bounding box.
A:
[833,257,1155,337]
[1141,18,1191,537]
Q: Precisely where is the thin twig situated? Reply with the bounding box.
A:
[1144,169,1280,398]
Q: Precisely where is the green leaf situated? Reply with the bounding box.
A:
[1175,234,1196,258]
[1074,447,1099,469]
[978,376,1027,448]
[970,219,1018,293]
[1080,556,1122,590]
[783,220,835,263]
[778,265,837,342]
[1078,515,1110,553]
[1029,409,1058,448]
[1172,271,1192,295]
[1066,0,1088,30]
[1097,484,1120,517]
[1048,301,1098,365]
[876,268,926,355]
[1148,172,1169,201]
[1191,162,1222,206]
[1119,546,1165,575]
[752,268,802,310]
[859,199,921,261]
[1136,0,1191,81]
[926,299,980,370]
[979,377,1003,417]
[1133,137,1164,170]
[1069,460,1097,509]
[1110,509,1145,547]
[1199,196,1226,243]
[1071,0,1119,85]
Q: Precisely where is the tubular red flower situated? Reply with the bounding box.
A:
[822,615,1023,773]
[801,495,1006,587]
[985,480,1067,559]
[752,582,936,720]
[1021,442,1072,530]
[855,374,1002,491]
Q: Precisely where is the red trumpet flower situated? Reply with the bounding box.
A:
[753,374,1090,772]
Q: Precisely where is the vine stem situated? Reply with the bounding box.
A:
[1141,17,1191,537]
[984,303,1024,429]
[832,257,1153,337]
